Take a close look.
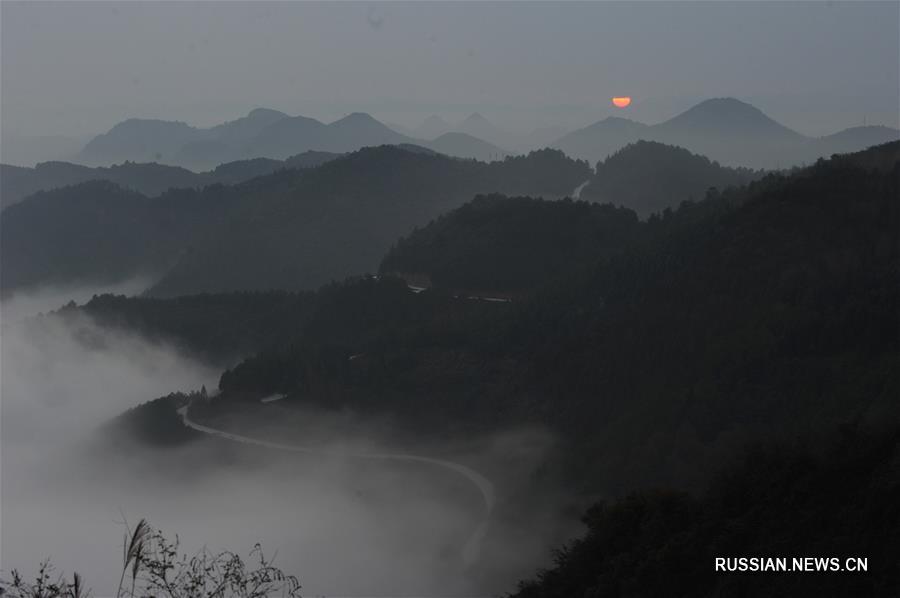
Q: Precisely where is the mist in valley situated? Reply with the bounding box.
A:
[1,287,575,597]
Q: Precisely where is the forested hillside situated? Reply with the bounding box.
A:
[55,291,320,365]
[94,143,898,497]
[380,195,641,294]
[0,151,340,210]
[512,423,900,598]
[0,181,244,292]
[580,140,763,217]
[1,147,589,296]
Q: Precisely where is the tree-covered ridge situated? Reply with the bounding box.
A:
[149,142,897,492]
[0,181,245,292]
[144,147,590,296]
[60,291,318,365]
[580,140,763,217]
[511,423,900,598]
[0,151,341,211]
[1,145,589,296]
[380,194,641,294]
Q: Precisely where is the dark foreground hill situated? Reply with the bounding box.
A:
[87,142,898,498]
[512,423,900,598]
[1,147,590,296]
[69,141,899,597]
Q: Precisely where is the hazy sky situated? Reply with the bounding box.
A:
[2,1,897,138]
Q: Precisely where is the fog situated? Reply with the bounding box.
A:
[1,287,575,596]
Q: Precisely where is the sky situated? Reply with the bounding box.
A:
[1,1,898,138]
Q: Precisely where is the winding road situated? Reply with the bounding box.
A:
[177,404,495,567]
[572,179,591,199]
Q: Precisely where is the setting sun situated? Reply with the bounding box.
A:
[612,96,632,108]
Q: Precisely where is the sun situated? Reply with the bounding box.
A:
[612,97,632,108]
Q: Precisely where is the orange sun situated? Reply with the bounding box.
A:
[612,96,632,108]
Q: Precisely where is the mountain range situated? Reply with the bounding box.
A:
[70,98,898,174]
[1,146,590,296]
[401,112,561,153]
[0,151,339,211]
[552,98,899,169]
[77,109,509,170]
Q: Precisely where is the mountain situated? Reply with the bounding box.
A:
[74,109,518,169]
[553,97,899,169]
[379,143,766,292]
[1,146,589,296]
[75,109,295,169]
[237,111,515,163]
[551,116,651,164]
[78,118,203,166]
[172,109,292,168]
[146,147,590,296]
[652,98,807,167]
[426,132,508,162]
[580,140,763,217]
[0,151,341,210]
[207,107,289,145]
[381,194,641,294]
[512,423,900,598]
[323,112,411,150]
[242,114,328,159]
[0,180,240,291]
[63,141,899,595]
[1,161,198,210]
[102,142,898,496]
[815,125,900,156]
[456,112,516,149]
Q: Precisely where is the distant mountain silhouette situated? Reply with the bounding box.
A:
[456,112,517,149]
[551,116,651,165]
[79,119,201,166]
[76,109,511,169]
[652,98,806,167]
[245,111,508,161]
[814,125,900,155]
[207,107,289,145]
[243,114,328,160]
[553,97,899,168]
[320,112,411,151]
